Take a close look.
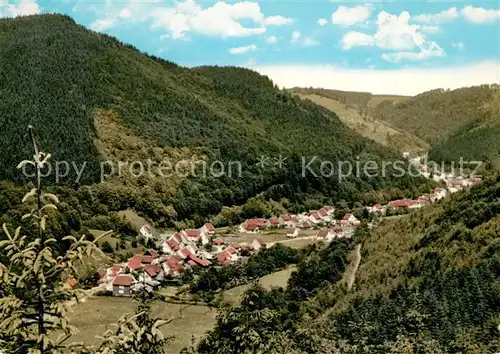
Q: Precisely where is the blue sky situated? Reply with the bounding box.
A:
[1,0,499,94]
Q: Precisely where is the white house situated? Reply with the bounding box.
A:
[201,223,216,236]
[251,239,266,252]
[340,213,360,227]
[286,228,299,238]
[139,224,153,240]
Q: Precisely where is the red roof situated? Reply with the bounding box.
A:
[68,278,78,288]
[187,260,197,266]
[128,255,143,271]
[113,275,133,287]
[189,254,211,266]
[342,213,352,220]
[204,223,215,232]
[317,229,329,238]
[374,204,382,209]
[146,249,159,258]
[340,220,347,226]
[311,212,321,220]
[269,217,279,225]
[179,248,193,258]
[213,239,224,245]
[184,229,202,238]
[141,255,155,264]
[282,215,291,221]
[471,177,481,183]
[245,219,266,230]
[144,264,162,277]
[217,251,231,264]
[450,180,464,186]
[318,209,327,217]
[388,200,417,208]
[172,233,183,243]
[225,247,237,255]
[231,243,241,249]
[97,270,106,279]
[110,265,123,276]
[166,239,180,251]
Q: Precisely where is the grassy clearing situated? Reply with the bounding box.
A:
[219,228,317,245]
[222,266,297,305]
[65,296,216,353]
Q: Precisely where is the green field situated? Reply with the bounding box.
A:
[222,266,297,305]
[65,297,216,353]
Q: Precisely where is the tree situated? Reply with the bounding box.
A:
[0,126,171,354]
[0,126,107,353]
[101,241,113,253]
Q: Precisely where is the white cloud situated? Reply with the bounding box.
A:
[340,11,446,62]
[119,8,132,19]
[90,18,115,32]
[421,25,440,34]
[331,4,372,26]
[382,42,445,63]
[229,44,257,54]
[452,41,465,50]
[290,30,318,46]
[374,11,424,51]
[303,37,319,46]
[2,0,40,17]
[263,15,294,26]
[249,61,500,96]
[317,18,328,26]
[341,31,374,49]
[460,5,500,24]
[414,7,459,24]
[86,1,292,38]
[266,35,278,44]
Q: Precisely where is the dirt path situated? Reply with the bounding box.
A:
[347,243,362,291]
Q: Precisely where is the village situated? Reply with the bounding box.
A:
[96,158,482,297]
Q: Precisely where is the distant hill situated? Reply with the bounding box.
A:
[372,85,500,143]
[290,88,428,153]
[0,14,429,227]
[291,86,500,166]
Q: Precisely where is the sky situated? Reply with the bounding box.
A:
[1,0,499,95]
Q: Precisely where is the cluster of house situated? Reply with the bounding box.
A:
[238,206,360,234]
[98,223,267,296]
[99,168,483,297]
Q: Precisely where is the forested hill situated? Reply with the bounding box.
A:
[199,176,500,353]
[0,14,430,227]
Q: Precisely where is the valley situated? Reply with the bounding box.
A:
[0,10,498,354]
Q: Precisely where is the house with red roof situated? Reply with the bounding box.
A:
[162,256,184,278]
[388,199,418,209]
[341,213,360,226]
[181,228,210,245]
[113,275,134,296]
[216,251,232,266]
[251,238,266,252]
[308,211,322,224]
[201,223,216,235]
[316,228,332,239]
[284,216,299,228]
[239,218,267,233]
[267,217,280,228]
[127,255,143,271]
